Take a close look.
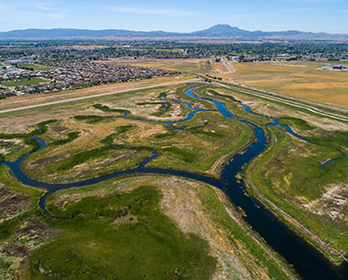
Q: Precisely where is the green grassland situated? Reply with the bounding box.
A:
[0,138,32,162]
[0,172,292,279]
[127,111,251,175]
[28,185,217,280]
[2,78,47,87]
[21,134,153,184]
[245,123,348,261]
[19,64,55,71]
[0,165,44,245]
[197,187,292,279]
[0,165,46,279]
[40,175,291,279]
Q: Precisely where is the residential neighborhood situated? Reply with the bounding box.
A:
[0,59,175,97]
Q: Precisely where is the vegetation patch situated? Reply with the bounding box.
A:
[19,64,54,71]
[197,187,292,279]
[2,78,47,87]
[279,117,315,131]
[28,186,217,280]
[74,115,112,124]
[245,125,348,260]
[52,131,80,146]
[93,103,130,115]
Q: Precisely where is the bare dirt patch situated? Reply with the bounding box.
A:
[0,184,31,223]
[303,184,348,222]
[0,218,55,279]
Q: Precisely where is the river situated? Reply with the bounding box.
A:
[1,86,347,280]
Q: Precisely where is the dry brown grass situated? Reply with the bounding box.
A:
[219,61,348,109]
[0,75,195,112]
[0,85,184,134]
[211,62,228,73]
[103,58,210,73]
[218,88,348,132]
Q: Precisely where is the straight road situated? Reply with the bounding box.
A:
[0,78,200,115]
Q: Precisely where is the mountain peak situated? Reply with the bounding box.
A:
[207,24,241,32]
[191,24,245,37]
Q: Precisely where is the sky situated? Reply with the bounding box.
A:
[1,0,348,34]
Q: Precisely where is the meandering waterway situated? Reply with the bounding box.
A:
[1,87,347,280]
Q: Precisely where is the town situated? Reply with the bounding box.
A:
[0,58,174,97]
[1,40,348,98]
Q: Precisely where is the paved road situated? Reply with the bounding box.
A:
[221,60,236,74]
[0,78,199,114]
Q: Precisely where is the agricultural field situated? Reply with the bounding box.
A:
[219,61,348,109]
[104,58,211,74]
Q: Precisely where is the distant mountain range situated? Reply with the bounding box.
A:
[1,24,348,41]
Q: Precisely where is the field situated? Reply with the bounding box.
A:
[103,58,211,74]
[19,64,55,71]
[2,78,47,87]
[219,61,348,109]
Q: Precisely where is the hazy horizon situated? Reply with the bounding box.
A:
[1,0,348,34]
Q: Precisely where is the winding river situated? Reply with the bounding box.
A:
[1,87,348,280]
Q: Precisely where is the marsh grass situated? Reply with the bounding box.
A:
[28,186,217,280]
[246,125,348,257]
[197,187,292,280]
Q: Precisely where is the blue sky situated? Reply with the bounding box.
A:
[1,0,348,33]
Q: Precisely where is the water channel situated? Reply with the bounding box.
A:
[1,87,348,280]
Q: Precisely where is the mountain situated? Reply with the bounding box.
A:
[1,24,347,41]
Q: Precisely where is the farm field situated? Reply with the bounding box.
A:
[219,61,348,109]
[103,58,211,74]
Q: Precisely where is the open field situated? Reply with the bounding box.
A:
[19,64,55,71]
[103,58,211,74]
[2,78,47,87]
[43,175,292,280]
[218,61,348,109]
[220,61,318,79]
